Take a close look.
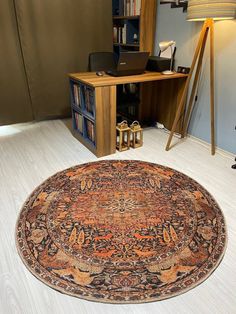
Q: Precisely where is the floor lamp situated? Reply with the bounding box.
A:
[165,0,236,155]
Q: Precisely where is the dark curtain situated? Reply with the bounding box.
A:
[0,0,33,125]
[0,0,112,125]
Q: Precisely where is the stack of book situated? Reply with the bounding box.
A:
[124,0,141,16]
[114,0,142,16]
[85,87,94,116]
[86,119,95,143]
[73,84,81,108]
[74,112,83,133]
[113,24,127,44]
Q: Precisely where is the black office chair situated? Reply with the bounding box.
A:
[88,52,117,72]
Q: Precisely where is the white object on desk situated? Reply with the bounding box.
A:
[159,40,176,75]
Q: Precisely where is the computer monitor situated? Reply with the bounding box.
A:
[106,51,150,76]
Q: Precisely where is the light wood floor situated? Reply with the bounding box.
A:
[0,119,235,314]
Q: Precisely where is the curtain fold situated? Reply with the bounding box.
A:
[14,0,113,120]
[0,0,33,125]
[0,0,112,124]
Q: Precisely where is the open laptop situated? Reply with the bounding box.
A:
[106,51,150,77]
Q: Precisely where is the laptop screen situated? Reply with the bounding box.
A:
[116,52,150,72]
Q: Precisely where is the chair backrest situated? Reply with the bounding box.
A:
[88,52,117,72]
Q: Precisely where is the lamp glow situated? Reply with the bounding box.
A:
[187,0,236,21]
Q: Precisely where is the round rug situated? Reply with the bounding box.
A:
[16,160,227,303]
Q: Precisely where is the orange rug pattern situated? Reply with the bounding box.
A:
[16,160,227,303]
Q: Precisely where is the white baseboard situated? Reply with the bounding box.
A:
[187,134,235,159]
[159,127,234,159]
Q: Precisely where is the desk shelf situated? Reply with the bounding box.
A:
[117,83,140,122]
[113,15,140,20]
[113,18,140,48]
[113,43,139,48]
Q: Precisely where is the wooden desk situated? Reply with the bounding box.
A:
[69,71,188,157]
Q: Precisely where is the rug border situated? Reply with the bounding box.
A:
[15,159,228,304]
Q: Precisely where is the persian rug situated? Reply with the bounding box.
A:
[16,160,227,303]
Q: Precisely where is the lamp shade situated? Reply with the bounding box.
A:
[187,0,236,21]
[159,41,175,52]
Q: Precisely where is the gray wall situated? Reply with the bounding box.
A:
[155,1,236,154]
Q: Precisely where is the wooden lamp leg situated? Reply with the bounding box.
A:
[165,20,209,151]
[182,19,215,155]
[181,26,209,138]
[166,19,216,154]
[210,20,215,155]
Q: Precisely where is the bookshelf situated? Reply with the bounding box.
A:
[70,80,96,149]
[112,0,156,53]
[112,0,157,124]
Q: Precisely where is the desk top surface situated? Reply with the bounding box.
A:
[69,71,188,87]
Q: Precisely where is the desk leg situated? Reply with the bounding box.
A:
[95,86,116,157]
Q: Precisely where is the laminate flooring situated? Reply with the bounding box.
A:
[0,119,235,314]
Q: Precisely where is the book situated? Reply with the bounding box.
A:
[84,87,94,116]
[119,26,123,43]
[113,26,118,43]
[119,0,124,16]
[131,0,133,16]
[124,0,127,16]
[73,84,81,108]
[86,119,95,143]
[127,0,130,16]
[123,24,127,44]
[74,112,83,133]
[137,0,141,15]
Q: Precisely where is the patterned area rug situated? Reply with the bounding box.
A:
[16,160,227,303]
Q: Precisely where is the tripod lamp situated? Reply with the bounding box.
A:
[159,41,176,75]
[166,0,236,155]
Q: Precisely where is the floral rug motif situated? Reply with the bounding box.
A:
[16,160,227,303]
